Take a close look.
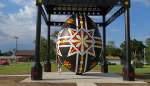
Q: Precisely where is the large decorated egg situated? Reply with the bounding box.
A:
[56,14,102,74]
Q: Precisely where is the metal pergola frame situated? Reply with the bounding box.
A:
[31,0,135,81]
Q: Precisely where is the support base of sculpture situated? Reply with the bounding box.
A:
[123,64,135,81]
[31,62,42,80]
[101,62,108,73]
[44,61,51,72]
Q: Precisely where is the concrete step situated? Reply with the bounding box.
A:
[19,82,148,86]
[19,72,148,86]
[19,83,76,86]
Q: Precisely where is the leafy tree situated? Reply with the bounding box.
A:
[40,36,47,61]
[146,38,150,46]
[50,38,56,60]
[120,39,145,67]
[1,50,13,56]
[106,41,121,57]
[39,36,56,61]
[145,38,150,64]
[112,48,122,56]
[0,50,2,56]
[106,41,115,56]
[107,41,116,48]
[38,30,60,61]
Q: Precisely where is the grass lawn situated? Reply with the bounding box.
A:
[0,62,31,75]
[0,62,150,75]
[109,65,150,75]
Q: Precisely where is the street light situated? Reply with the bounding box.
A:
[14,36,18,54]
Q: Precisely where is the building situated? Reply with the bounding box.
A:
[106,56,121,65]
[15,50,34,62]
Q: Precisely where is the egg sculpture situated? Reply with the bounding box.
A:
[56,14,102,74]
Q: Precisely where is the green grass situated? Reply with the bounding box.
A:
[109,65,123,73]
[0,62,31,75]
[0,62,149,75]
[135,65,150,74]
[109,65,150,75]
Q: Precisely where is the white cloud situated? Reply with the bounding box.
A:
[0,1,36,51]
[0,2,5,9]
[132,0,150,6]
[11,0,35,6]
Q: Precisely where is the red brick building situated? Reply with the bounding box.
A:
[15,50,34,62]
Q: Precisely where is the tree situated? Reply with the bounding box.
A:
[106,41,121,57]
[145,38,150,64]
[112,48,122,57]
[120,39,145,67]
[0,50,2,56]
[107,41,116,48]
[39,36,56,61]
[40,36,47,61]
[106,41,115,56]
[1,50,13,56]
[50,38,56,60]
[146,38,150,46]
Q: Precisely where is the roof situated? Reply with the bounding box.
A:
[43,0,121,15]
[44,0,118,7]
[15,50,34,56]
[0,56,15,59]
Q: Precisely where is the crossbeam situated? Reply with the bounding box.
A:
[49,22,103,27]
[43,0,119,7]
[105,7,125,26]
[44,5,104,15]
[40,5,48,24]
[51,10,101,16]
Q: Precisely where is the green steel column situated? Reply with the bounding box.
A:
[44,14,51,72]
[123,7,135,81]
[101,15,108,73]
[31,6,42,80]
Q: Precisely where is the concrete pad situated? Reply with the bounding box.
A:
[20,72,148,86]
[0,74,30,77]
[77,82,97,86]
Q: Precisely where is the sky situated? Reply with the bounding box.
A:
[0,0,150,52]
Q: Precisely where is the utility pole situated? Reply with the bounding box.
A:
[144,48,146,65]
[14,36,18,54]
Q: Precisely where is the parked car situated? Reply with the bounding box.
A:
[0,59,9,65]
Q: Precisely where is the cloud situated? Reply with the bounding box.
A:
[0,30,10,37]
[51,15,70,22]
[132,0,150,6]
[10,0,35,6]
[0,2,5,9]
[0,1,36,51]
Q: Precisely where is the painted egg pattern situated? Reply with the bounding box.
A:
[56,14,102,74]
